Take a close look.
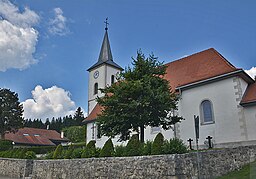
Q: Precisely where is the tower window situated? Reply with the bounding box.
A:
[111,75,115,85]
[94,83,98,95]
[200,100,214,124]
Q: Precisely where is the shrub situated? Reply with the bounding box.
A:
[3,150,12,158]
[12,148,25,158]
[0,140,13,151]
[64,145,74,159]
[95,147,101,158]
[71,148,83,158]
[81,148,87,158]
[167,138,188,154]
[45,151,54,159]
[24,151,37,159]
[142,141,152,155]
[53,145,63,159]
[152,133,164,155]
[71,142,86,149]
[28,146,56,154]
[82,140,96,158]
[125,134,141,156]
[100,138,114,157]
[114,145,126,157]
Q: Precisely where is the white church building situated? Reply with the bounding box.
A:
[84,27,256,149]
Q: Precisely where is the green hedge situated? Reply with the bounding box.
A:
[18,142,86,155]
[0,140,13,151]
[27,146,56,154]
[25,151,37,159]
[0,135,188,159]
[0,148,37,159]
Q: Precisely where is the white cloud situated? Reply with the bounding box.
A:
[245,67,256,79]
[48,7,69,36]
[22,85,78,121]
[0,0,39,28]
[0,0,39,71]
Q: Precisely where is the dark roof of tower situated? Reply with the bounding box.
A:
[87,30,123,71]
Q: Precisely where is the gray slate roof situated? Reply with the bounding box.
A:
[87,30,123,71]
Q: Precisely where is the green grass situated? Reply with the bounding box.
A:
[217,161,256,179]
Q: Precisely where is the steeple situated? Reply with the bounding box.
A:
[87,19,123,71]
[97,30,113,62]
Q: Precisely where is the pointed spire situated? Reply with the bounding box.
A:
[97,29,113,62]
[87,18,123,71]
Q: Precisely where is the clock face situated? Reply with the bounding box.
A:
[93,70,99,79]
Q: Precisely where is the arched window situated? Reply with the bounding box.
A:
[94,83,98,95]
[200,100,214,124]
[111,75,115,85]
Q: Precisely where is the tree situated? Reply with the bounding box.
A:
[0,88,23,139]
[45,118,50,129]
[62,126,86,143]
[63,115,74,128]
[73,107,84,126]
[97,51,183,142]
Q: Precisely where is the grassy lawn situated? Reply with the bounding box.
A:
[217,161,256,179]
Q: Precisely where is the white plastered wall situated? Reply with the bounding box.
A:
[87,64,121,146]
[88,73,256,148]
[178,76,254,147]
[244,106,256,140]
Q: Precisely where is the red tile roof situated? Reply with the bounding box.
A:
[5,127,69,146]
[241,82,256,106]
[84,48,255,122]
[164,48,239,90]
[84,103,103,122]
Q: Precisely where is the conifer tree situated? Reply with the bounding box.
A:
[152,133,164,155]
[0,88,23,139]
[100,138,114,157]
[73,107,84,126]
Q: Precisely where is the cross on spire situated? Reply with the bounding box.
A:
[104,17,109,31]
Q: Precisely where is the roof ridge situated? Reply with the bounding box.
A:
[165,48,214,66]
[23,127,56,132]
[211,48,237,70]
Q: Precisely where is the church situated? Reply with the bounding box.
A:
[84,26,256,149]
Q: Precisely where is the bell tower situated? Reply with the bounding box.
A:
[87,19,123,114]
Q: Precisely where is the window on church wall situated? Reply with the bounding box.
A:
[94,83,98,95]
[96,124,101,139]
[200,100,214,124]
[92,123,96,140]
[111,75,115,85]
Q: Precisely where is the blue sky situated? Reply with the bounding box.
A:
[0,0,255,121]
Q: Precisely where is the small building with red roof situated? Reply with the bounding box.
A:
[84,26,256,149]
[4,127,69,147]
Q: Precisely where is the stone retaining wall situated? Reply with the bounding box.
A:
[0,158,27,178]
[0,145,256,179]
